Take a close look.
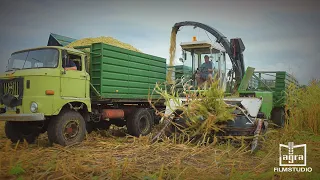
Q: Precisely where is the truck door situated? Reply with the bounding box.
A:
[60,52,87,98]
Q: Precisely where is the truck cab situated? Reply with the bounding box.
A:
[0,46,91,145]
[0,39,168,146]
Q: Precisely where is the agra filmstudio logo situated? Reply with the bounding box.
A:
[274,142,313,173]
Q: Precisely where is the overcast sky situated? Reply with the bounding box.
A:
[0,0,319,84]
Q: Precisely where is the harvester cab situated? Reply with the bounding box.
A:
[179,37,227,91]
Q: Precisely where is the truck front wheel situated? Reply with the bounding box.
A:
[47,110,86,146]
[127,108,153,136]
[5,121,40,144]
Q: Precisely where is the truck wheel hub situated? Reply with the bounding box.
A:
[64,120,79,140]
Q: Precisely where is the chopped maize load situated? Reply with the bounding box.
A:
[65,36,142,72]
[167,27,179,84]
[65,36,142,53]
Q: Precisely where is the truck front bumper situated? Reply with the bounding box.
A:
[0,113,45,121]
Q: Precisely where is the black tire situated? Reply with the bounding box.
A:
[5,121,40,144]
[127,108,153,136]
[164,110,187,137]
[47,119,58,144]
[271,108,285,128]
[257,112,266,119]
[164,123,175,137]
[164,118,187,137]
[47,110,86,146]
[148,109,162,125]
[109,119,126,127]
[86,121,94,134]
[87,120,111,134]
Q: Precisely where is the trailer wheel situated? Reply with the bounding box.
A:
[127,109,153,136]
[5,122,40,144]
[47,110,86,146]
[271,108,285,128]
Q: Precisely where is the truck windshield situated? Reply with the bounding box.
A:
[6,48,59,71]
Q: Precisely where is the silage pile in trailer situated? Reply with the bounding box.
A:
[65,36,142,53]
[65,36,142,72]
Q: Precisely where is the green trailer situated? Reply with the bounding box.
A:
[173,65,193,80]
[0,39,167,146]
[78,43,166,100]
[167,65,193,91]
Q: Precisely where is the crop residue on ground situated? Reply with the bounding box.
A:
[0,81,320,179]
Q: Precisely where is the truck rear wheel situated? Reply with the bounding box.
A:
[271,108,285,128]
[47,110,86,146]
[127,108,153,136]
[5,121,40,144]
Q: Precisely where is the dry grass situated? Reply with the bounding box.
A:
[0,124,319,180]
[0,123,256,180]
[1,81,320,179]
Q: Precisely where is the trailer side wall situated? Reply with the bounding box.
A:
[90,43,166,100]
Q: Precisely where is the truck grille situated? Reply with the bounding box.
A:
[3,81,20,96]
[0,78,24,107]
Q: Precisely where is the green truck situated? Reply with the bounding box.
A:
[0,35,167,146]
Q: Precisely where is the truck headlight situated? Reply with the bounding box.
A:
[30,102,38,113]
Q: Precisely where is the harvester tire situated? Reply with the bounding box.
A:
[127,108,153,137]
[5,121,40,144]
[271,108,285,128]
[47,110,86,146]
